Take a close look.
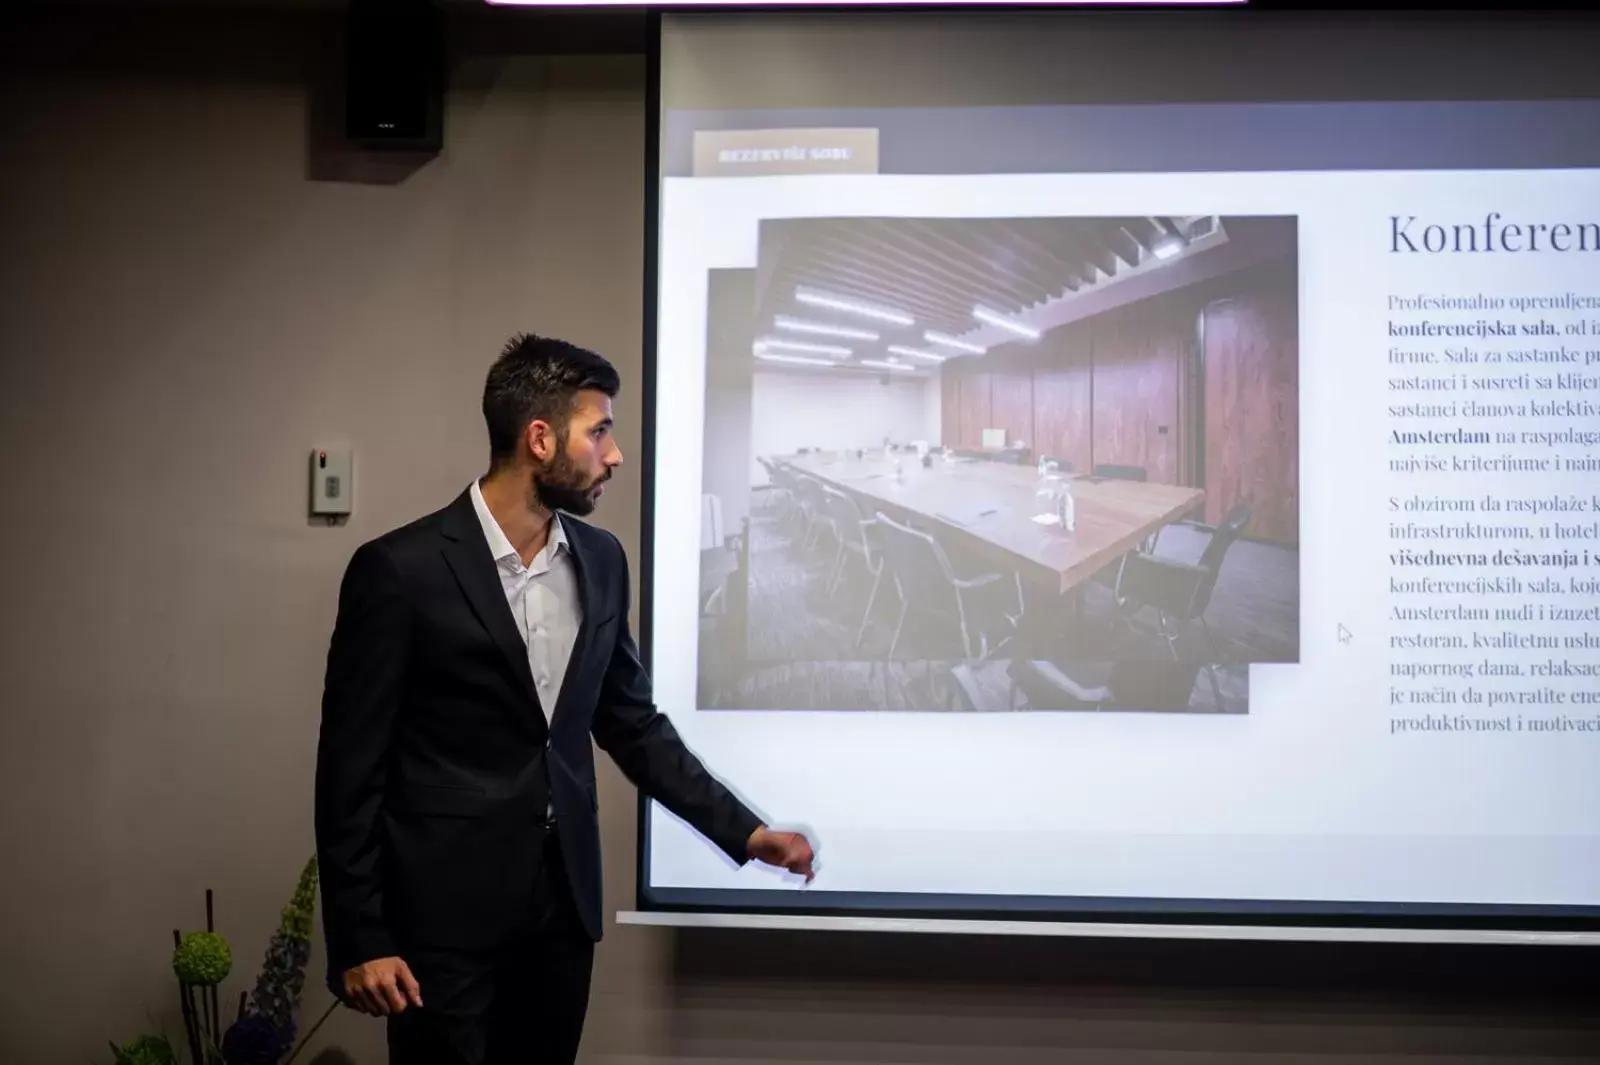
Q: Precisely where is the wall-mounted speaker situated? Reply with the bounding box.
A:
[345,0,444,151]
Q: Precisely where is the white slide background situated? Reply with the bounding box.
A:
[643,168,1600,907]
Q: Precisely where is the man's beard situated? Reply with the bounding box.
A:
[530,450,607,516]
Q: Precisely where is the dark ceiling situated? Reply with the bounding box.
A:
[753,216,1210,341]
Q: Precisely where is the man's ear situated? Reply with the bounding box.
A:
[525,419,553,461]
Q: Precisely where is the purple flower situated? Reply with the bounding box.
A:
[219,1013,292,1065]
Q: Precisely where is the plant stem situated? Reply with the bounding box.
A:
[281,999,341,1065]
[185,984,207,1065]
[175,929,204,1065]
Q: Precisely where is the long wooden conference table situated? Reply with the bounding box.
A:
[775,449,1204,605]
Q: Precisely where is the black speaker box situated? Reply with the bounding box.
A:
[345,0,444,151]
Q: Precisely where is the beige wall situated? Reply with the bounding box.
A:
[0,9,666,1062]
[1,7,1596,1064]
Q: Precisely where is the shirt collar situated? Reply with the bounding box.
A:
[547,507,570,557]
[469,479,567,566]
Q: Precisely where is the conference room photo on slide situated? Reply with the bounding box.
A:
[645,95,1600,908]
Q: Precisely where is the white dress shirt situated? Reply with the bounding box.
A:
[469,480,582,726]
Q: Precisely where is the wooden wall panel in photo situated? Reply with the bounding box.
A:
[1202,258,1299,544]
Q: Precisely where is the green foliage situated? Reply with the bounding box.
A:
[277,857,318,941]
[173,931,233,986]
[109,1033,177,1065]
[118,857,322,1064]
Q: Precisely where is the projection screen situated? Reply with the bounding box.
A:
[627,8,1600,944]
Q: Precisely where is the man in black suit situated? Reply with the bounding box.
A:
[314,334,815,1064]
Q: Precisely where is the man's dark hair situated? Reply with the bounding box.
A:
[482,333,620,469]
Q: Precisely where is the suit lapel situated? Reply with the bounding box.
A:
[439,492,544,728]
[550,519,602,731]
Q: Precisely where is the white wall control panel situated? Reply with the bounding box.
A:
[311,448,353,516]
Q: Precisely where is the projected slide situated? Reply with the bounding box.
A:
[695,212,1298,717]
[644,94,1600,922]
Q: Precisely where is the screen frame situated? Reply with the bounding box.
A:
[635,4,665,922]
[631,4,1600,943]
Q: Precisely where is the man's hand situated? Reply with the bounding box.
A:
[746,825,816,882]
[342,956,423,1016]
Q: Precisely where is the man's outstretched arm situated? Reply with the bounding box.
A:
[589,539,813,879]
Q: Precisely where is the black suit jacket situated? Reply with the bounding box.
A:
[313,489,762,989]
